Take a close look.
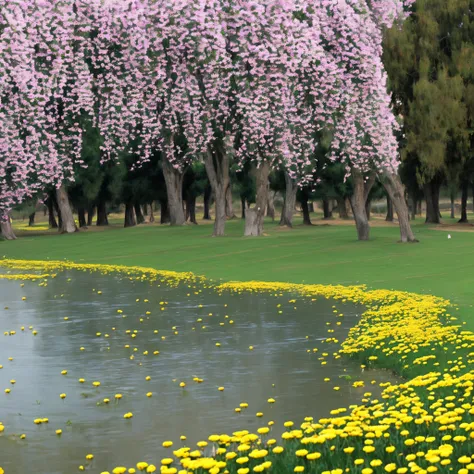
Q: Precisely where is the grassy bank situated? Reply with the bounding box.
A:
[2,214,473,328]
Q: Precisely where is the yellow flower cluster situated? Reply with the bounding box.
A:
[0,258,199,286]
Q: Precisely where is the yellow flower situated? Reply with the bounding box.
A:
[86,454,94,460]
[136,462,149,470]
[59,393,66,399]
[267,398,275,404]
[362,469,373,474]
[146,465,156,473]
[294,467,304,473]
[56,429,62,435]
[385,464,397,472]
[112,468,127,474]
[272,447,284,454]
[296,449,308,457]
[343,447,354,454]
[163,441,173,448]
[306,452,321,460]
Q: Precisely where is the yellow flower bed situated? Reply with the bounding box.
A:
[0,258,473,474]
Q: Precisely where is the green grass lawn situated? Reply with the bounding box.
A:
[3,214,474,328]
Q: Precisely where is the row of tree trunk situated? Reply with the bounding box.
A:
[1,170,415,242]
[2,152,420,243]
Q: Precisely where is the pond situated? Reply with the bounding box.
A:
[0,268,396,473]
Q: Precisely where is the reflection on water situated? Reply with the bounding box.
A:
[0,269,396,473]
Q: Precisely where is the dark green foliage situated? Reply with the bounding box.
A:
[383,0,474,192]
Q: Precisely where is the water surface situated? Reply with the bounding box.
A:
[0,268,395,473]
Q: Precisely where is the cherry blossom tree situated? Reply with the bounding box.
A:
[319,0,416,241]
[0,0,101,236]
[1,0,416,244]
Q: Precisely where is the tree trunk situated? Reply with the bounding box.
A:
[266,191,275,221]
[381,171,418,242]
[472,182,474,213]
[279,171,297,227]
[56,185,77,233]
[241,196,246,219]
[459,181,468,223]
[301,192,312,225]
[96,200,108,226]
[345,197,352,218]
[308,202,315,213]
[349,169,375,241]
[365,199,371,221]
[47,197,58,229]
[204,144,229,236]
[385,195,394,222]
[409,195,416,220]
[162,155,186,226]
[160,199,170,224]
[134,202,145,224]
[225,185,236,219]
[78,208,87,228]
[322,199,332,219]
[149,203,155,223]
[87,206,95,226]
[186,195,197,224]
[203,185,212,220]
[424,180,441,224]
[28,212,35,227]
[244,162,270,236]
[124,203,136,227]
[0,217,16,240]
[142,204,148,216]
[337,197,349,219]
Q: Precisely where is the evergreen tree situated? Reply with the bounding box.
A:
[383,0,474,223]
